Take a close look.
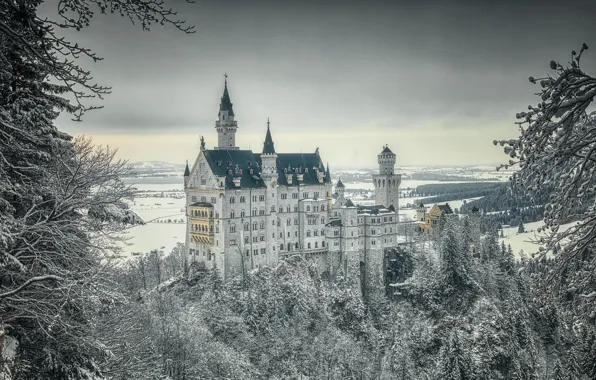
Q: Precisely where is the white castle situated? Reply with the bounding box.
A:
[184,78,402,295]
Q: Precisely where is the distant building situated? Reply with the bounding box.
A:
[183,77,402,297]
[416,203,454,232]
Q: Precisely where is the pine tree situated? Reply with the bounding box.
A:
[518,220,525,233]
[437,331,474,380]
[440,218,472,295]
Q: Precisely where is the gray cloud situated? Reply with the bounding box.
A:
[41,0,596,164]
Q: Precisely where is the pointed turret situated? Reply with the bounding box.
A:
[336,178,345,188]
[262,118,276,154]
[183,160,190,177]
[219,75,234,116]
[324,162,332,183]
[215,73,239,150]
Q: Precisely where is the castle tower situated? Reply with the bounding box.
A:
[183,160,190,188]
[336,178,345,198]
[215,74,239,150]
[372,145,401,221]
[260,118,278,185]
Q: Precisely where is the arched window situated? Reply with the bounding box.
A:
[252,208,257,216]
[307,230,311,237]
[321,229,325,236]
[287,219,291,226]
[294,218,298,225]
[271,206,275,212]
[240,196,245,203]
[314,230,318,236]
[279,207,283,213]
[321,205,325,211]
[295,242,299,249]
[244,236,249,244]
[229,224,236,233]
[259,208,265,216]
[230,197,235,204]
[307,205,311,212]
[252,222,258,230]
[260,221,265,229]
[230,211,235,219]
[244,223,249,231]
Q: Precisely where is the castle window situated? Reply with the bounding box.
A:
[252,209,257,216]
[294,218,298,225]
[215,212,219,219]
[279,207,284,213]
[253,222,258,230]
[287,219,291,226]
[259,195,265,201]
[241,210,245,218]
[322,241,325,247]
[201,196,206,202]
[280,244,284,250]
[244,236,249,244]
[279,232,282,238]
[229,224,236,233]
[246,249,250,256]
[287,206,291,213]
[307,230,311,237]
[260,221,265,229]
[272,220,275,226]
[292,193,298,199]
[295,231,298,237]
[294,205,298,212]
[271,206,275,212]
[230,197,235,204]
[306,206,311,212]
[295,243,299,249]
[321,229,324,235]
[314,192,319,198]
[259,209,265,216]
[191,196,197,202]
[315,242,318,248]
[281,193,288,200]
[384,217,387,222]
[254,249,258,255]
[321,205,325,211]
[253,237,258,243]
[303,192,309,198]
[240,196,245,203]
[244,223,249,231]
[321,217,325,224]
[260,235,265,241]
[230,211,235,219]
[252,195,257,202]
[308,242,311,249]
[261,248,266,254]
[314,230,318,236]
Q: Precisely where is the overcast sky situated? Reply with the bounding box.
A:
[41,0,595,169]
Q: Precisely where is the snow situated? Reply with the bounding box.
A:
[498,220,575,259]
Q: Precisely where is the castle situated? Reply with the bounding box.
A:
[184,78,402,295]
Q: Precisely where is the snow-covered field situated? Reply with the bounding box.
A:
[498,220,575,259]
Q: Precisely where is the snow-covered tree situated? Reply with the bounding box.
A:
[518,220,525,233]
[495,44,596,286]
[439,218,473,296]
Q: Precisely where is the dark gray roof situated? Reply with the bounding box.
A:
[345,199,355,207]
[336,178,345,188]
[203,150,266,189]
[357,205,393,215]
[381,146,393,154]
[471,205,479,213]
[418,202,425,208]
[183,162,190,177]
[219,82,234,117]
[438,203,454,215]
[275,153,330,187]
[190,202,213,207]
[327,219,343,227]
[324,163,332,183]
[262,124,275,154]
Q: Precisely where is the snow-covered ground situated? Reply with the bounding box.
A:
[498,220,575,259]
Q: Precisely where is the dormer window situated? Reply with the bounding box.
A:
[304,168,308,173]
[284,168,288,173]
[228,169,232,175]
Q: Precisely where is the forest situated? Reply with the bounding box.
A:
[413,182,505,204]
[2,1,596,379]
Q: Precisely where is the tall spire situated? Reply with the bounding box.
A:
[262,118,276,154]
[325,162,332,183]
[183,160,190,177]
[219,73,234,116]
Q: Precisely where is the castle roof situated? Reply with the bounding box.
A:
[275,153,330,186]
[183,161,190,177]
[262,120,276,154]
[219,79,234,117]
[324,162,332,183]
[203,149,266,189]
[381,145,394,154]
[189,202,213,207]
[327,219,343,227]
[336,178,345,188]
[357,204,393,215]
[438,203,454,215]
[202,149,331,189]
[418,202,425,208]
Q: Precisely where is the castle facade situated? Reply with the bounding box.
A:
[184,79,402,295]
